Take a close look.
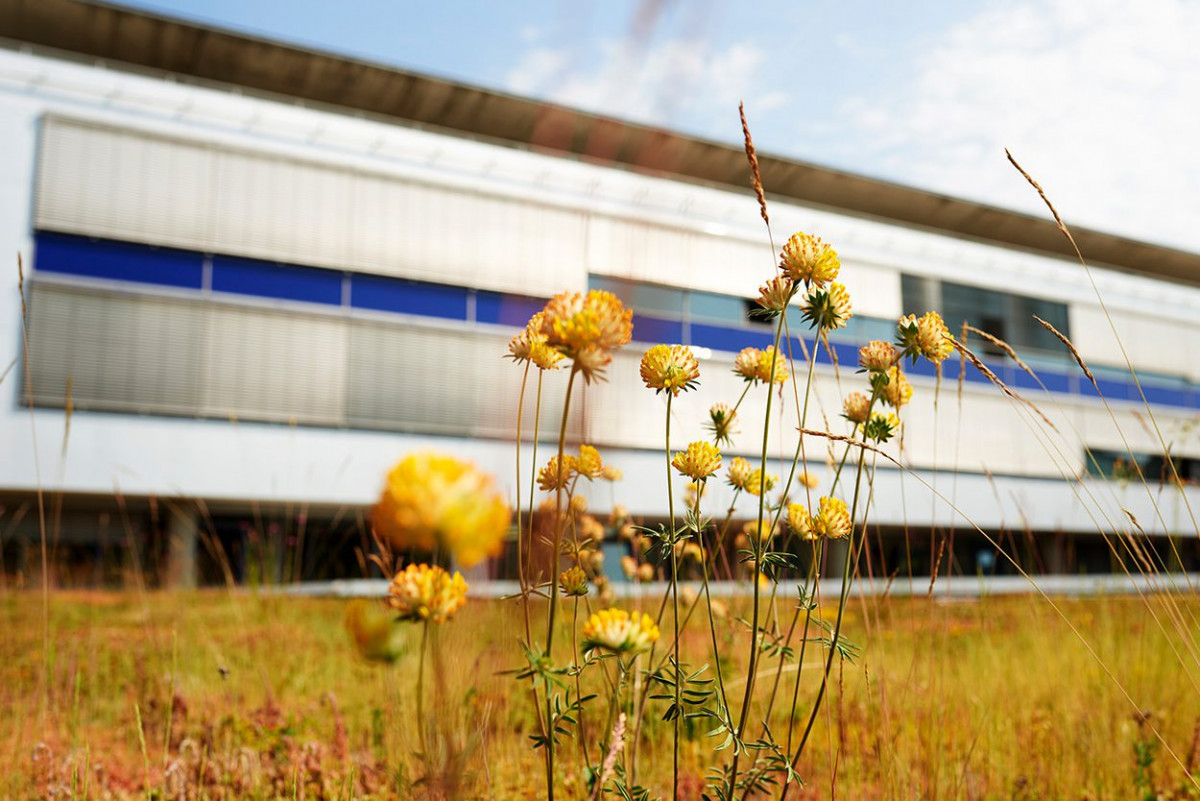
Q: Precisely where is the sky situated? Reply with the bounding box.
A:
[119,0,1200,256]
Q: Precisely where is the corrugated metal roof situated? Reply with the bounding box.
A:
[3,0,1198,286]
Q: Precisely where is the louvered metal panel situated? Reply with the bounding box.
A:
[36,118,216,251]
[201,304,348,425]
[24,284,205,414]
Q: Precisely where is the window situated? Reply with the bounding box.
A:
[903,275,1071,358]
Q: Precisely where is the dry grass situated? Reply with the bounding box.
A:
[3,588,1198,800]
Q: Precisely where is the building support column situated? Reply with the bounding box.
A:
[166,503,199,589]
[823,538,849,580]
[1043,532,1068,574]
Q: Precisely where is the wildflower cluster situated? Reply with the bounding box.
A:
[581,608,660,655]
[734,346,789,385]
[386,563,469,624]
[787,497,852,541]
[539,289,634,382]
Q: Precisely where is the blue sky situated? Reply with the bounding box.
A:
[120,0,1200,255]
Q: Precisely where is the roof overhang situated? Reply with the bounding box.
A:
[2,0,1198,286]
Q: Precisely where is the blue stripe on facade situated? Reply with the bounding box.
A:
[350,273,468,320]
[212,256,343,305]
[475,291,545,326]
[632,315,684,344]
[689,322,775,353]
[35,232,203,289]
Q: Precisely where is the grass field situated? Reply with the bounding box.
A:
[4,588,1199,800]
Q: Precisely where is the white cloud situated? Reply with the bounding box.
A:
[832,0,1200,252]
[504,37,787,133]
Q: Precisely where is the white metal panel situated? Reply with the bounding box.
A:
[36,117,216,250]
[200,304,348,424]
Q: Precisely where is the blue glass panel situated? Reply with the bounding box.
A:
[1140,383,1192,409]
[212,256,342,305]
[350,274,468,319]
[689,323,774,353]
[475,291,545,326]
[1094,377,1132,402]
[632,315,683,344]
[35,232,203,289]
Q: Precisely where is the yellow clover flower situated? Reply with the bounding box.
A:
[539,290,634,382]
[800,281,853,333]
[811,497,851,540]
[755,346,789,385]
[726,457,753,491]
[560,565,589,597]
[507,311,564,371]
[576,445,605,479]
[787,503,817,541]
[707,402,738,447]
[858,340,896,373]
[879,365,913,408]
[386,563,469,624]
[779,232,840,287]
[745,468,778,497]
[755,275,795,314]
[372,453,511,568]
[639,344,700,396]
[672,441,722,480]
[842,391,871,424]
[864,410,901,443]
[734,347,762,382]
[897,311,955,365]
[582,608,660,655]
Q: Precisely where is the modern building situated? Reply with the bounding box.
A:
[2,0,1198,587]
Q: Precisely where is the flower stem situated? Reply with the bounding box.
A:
[544,363,580,801]
[665,393,680,801]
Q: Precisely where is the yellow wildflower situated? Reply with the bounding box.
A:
[811,497,851,540]
[570,494,589,514]
[755,275,795,314]
[639,344,701,396]
[372,453,511,568]
[742,518,774,542]
[755,346,789,384]
[787,503,816,540]
[842,392,871,424]
[620,555,637,580]
[799,471,820,489]
[538,454,577,492]
[386,564,469,624]
[577,445,604,479]
[707,402,738,447]
[601,465,623,482]
[636,563,655,583]
[897,311,954,365]
[582,608,661,655]
[864,410,901,443]
[800,281,853,332]
[508,312,563,370]
[672,441,723,480]
[734,347,762,382]
[560,565,589,597]
[858,340,896,373]
[879,365,913,408]
[726,457,754,491]
[745,468,778,497]
[779,232,840,287]
[539,290,633,382]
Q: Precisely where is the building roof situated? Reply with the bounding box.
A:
[3,0,1199,287]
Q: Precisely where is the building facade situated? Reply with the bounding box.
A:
[2,1,1199,586]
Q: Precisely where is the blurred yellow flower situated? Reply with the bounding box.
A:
[639,344,700,396]
[386,563,469,624]
[582,608,661,655]
[707,402,738,447]
[672,441,723,480]
[726,457,754,491]
[779,232,840,287]
[576,444,604,479]
[799,471,821,489]
[745,468,778,497]
[372,452,511,568]
[742,518,774,542]
[601,465,623,482]
[538,454,577,492]
[345,599,407,663]
[842,391,871,424]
